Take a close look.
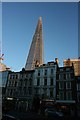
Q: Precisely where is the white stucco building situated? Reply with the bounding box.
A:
[33,60,58,100]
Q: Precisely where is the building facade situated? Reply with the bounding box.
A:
[5,59,58,110]
[5,69,34,111]
[76,76,80,102]
[4,61,78,115]
[56,65,77,115]
[75,76,80,117]
[63,58,80,76]
[33,60,57,100]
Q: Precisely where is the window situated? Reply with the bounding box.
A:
[66,73,70,79]
[29,79,32,86]
[60,69,63,71]
[66,91,72,100]
[78,94,80,102]
[12,81,14,86]
[66,68,70,71]
[9,75,12,79]
[70,73,74,79]
[50,78,53,86]
[51,69,53,75]
[64,74,66,80]
[25,79,27,86]
[60,68,63,71]
[37,78,40,86]
[44,78,47,86]
[28,88,32,95]
[44,69,47,76]
[35,88,39,94]
[66,82,71,89]
[38,70,40,76]
[15,75,18,79]
[14,81,17,87]
[10,75,14,79]
[24,87,27,95]
[10,89,13,96]
[59,82,64,89]
[13,89,16,96]
[13,75,15,79]
[20,80,22,86]
[8,81,11,87]
[59,74,63,80]
[21,74,23,78]
[44,88,47,96]
[10,81,12,86]
[59,92,64,100]
[26,74,28,78]
[50,88,53,97]
[77,83,80,90]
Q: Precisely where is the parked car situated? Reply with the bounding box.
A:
[2,114,20,120]
[44,106,64,118]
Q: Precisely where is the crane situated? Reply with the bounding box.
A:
[0,54,4,61]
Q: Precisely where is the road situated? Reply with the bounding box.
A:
[4,110,43,120]
[3,110,80,120]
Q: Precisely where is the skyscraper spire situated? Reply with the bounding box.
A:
[25,17,44,70]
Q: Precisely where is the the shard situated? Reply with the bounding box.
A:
[25,17,44,70]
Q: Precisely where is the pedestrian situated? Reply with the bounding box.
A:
[40,100,45,115]
[35,96,40,113]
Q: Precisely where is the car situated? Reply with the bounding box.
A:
[44,106,64,118]
[2,114,20,120]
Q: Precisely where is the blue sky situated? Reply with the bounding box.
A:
[2,2,78,71]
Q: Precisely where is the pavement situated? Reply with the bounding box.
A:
[3,110,80,120]
[4,110,43,120]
